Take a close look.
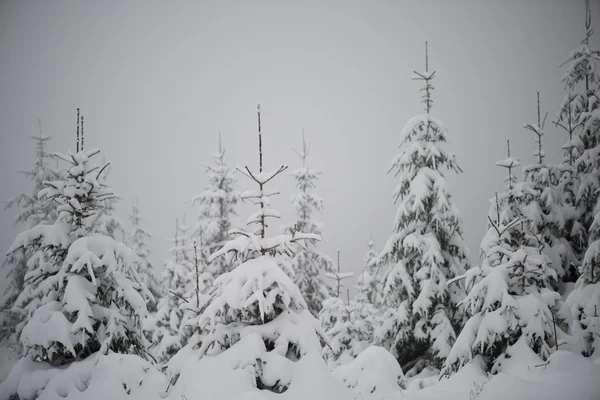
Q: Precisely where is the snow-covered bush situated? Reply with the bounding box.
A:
[319,297,380,367]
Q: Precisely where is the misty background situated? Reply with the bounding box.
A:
[1,0,598,294]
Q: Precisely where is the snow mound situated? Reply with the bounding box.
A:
[168,342,358,400]
[0,353,166,400]
[332,346,403,396]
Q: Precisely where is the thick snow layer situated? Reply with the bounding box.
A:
[332,346,403,396]
[0,353,167,400]
[0,345,19,383]
[167,339,358,400]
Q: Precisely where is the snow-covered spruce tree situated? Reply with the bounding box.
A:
[319,251,378,367]
[554,93,587,280]
[563,0,600,360]
[191,133,239,286]
[152,217,202,363]
[281,132,335,316]
[442,142,561,375]
[129,200,161,312]
[375,43,470,373]
[0,119,60,350]
[177,105,329,394]
[5,112,153,367]
[564,0,600,241]
[521,93,578,285]
[355,235,385,307]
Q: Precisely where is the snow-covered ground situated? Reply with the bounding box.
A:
[0,345,19,383]
[1,338,599,400]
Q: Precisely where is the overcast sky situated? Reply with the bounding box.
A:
[1,0,598,295]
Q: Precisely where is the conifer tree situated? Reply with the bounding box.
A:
[152,217,200,363]
[319,296,380,368]
[355,235,384,307]
[5,111,153,366]
[181,105,327,394]
[129,200,161,311]
[521,93,578,285]
[443,142,561,375]
[563,0,600,359]
[376,43,470,372]
[281,131,334,315]
[0,119,60,349]
[191,134,238,287]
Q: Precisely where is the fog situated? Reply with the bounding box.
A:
[1,0,598,292]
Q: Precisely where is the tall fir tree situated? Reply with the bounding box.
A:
[281,132,334,316]
[375,43,470,372]
[5,111,153,367]
[191,133,239,287]
[129,200,161,312]
[443,142,561,375]
[0,119,60,349]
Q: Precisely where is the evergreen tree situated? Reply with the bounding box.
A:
[182,105,327,393]
[281,132,334,315]
[563,0,600,360]
[152,217,201,363]
[0,119,60,349]
[375,43,470,372]
[355,235,385,307]
[443,142,561,375]
[521,93,578,285]
[5,111,153,366]
[191,134,239,286]
[129,200,161,311]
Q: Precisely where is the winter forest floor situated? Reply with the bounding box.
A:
[1,338,599,400]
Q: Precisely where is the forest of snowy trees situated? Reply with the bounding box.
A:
[1,2,600,400]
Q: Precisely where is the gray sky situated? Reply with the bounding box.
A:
[1,1,598,295]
